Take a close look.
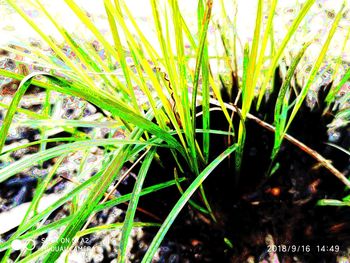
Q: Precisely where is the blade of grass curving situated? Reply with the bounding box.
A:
[118,148,156,262]
[234,0,263,173]
[252,0,278,95]
[118,0,160,61]
[257,0,316,109]
[317,199,350,206]
[191,0,213,131]
[167,0,233,130]
[42,147,129,262]
[45,75,185,153]
[15,222,159,263]
[0,169,101,260]
[141,144,238,262]
[284,4,345,133]
[0,177,184,252]
[0,139,162,183]
[326,67,350,104]
[0,72,45,153]
[13,119,122,129]
[0,71,180,152]
[0,137,79,156]
[198,0,210,163]
[235,44,249,173]
[173,168,209,214]
[272,42,311,160]
[104,0,139,111]
[150,0,193,154]
[325,24,350,104]
[0,157,65,261]
[7,0,99,92]
[242,0,262,118]
[326,142,350,156]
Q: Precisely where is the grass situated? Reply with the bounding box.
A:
[0,0,349,261]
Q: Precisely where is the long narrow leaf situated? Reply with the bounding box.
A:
[285,4,345,132]
[141,144,237,262]
[118,148,156,262]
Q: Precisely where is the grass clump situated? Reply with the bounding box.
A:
[0,0,349,262]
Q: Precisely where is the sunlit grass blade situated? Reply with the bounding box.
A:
[7,0,99,91]
[0,157,65,261]
[10,222,160,263]
[241,0,262,118]
[0,72,48,153]
[317,199,350,206]
[104,0,139,111]
[118,147,156,262]
[252,0,278,94]
[0,177,184,253]
[42,147,129,262]
[284,3,345,133]
[326,67,350,104]
[234,0,262,174]
[0,169,102,258]
[0,138,162,183]
[326,142,350,156]
[325,24,350,104]
[191,0,213,132]
[0,137,78,156]
[235,44,249,173]
[141,143,237,262]
[257,0,316,109]
[198,0,210,163]
[149,0,198,172]
[271,42,311,160]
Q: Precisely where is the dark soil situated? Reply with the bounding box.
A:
[128,70,350,262]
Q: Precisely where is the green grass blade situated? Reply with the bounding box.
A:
[0,72,48,153]
[325,24,350,104]
[252,0,278,95]
[326,67,350,104]
[141,144,237,262]
[241,0,263,118]
[198,0,210,163]
[257,0,316,109]
[14,223,160,263]
[42,147,129,262]
[235,44,249,173]
[284,4,345,133]
[118,148,156,262]
[0,138,79,156]
[272,42,311,159]
[6,0,99,91]
[104,0,139,111]
[0,157,65,261]
[191,0,213,131]
[0,170,102,256]
[0,178,184,252]
[0,139,160,183]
